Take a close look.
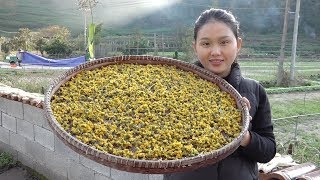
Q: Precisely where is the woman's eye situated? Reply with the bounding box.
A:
[200,42,210,47]
[220,40,230,45]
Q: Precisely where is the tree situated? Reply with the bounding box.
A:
[11,28,32,50]
[38,25,71,41]
[35,26,72,57]
[34,37,47,56]
[0,36,6,52]
[44,39,72,58]
[93,23,103,45]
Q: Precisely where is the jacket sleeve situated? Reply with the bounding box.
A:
[238,83,276,163]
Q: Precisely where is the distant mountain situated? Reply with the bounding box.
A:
[1,0,204,35]
[1,0,319,38]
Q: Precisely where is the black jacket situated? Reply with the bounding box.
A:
[164,62,276,180]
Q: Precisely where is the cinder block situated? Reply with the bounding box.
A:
[9,131,27,153]
[44,149,68,178]
[34,125,54,151]
[24,104,51,131]
[95,172,113,180]
[33,162,53,180]
[0,97,8,113]
[0,141,18,160]
[17,119,34,141]
[80,155,111,177]
[68,159,95,180]
[0,126,10,144]
[2,113,17,133]
[111,168,149,180]
[17,152,35,169]
[54,135,80,162]
[6,99,23,119]
[25,140,46,164]
[149,174,164,180]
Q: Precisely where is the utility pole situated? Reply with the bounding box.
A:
[290,0,301,85]
[77,0,99,50]
[277,0,290,86]
[83,11,88,48]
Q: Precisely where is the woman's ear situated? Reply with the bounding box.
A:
[237,37,242,53]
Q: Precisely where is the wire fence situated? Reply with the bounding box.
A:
[271,92,320,166]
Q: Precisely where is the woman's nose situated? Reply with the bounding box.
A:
[210,46,221,56]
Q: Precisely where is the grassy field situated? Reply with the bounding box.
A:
[239,60,320,83]
[271,99,320,119]
[273,117,320,166]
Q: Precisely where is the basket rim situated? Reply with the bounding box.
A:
[43,55,250,174]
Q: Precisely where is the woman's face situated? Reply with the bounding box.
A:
[193,21,242,78]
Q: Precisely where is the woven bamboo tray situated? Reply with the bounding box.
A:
[43,55,250,174]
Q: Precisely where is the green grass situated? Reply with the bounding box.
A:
[273,118,320,166]
[294,134,320,165]
[0,68,65,94]
[270,100,320,119]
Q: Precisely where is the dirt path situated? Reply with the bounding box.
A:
[268,91,320,103]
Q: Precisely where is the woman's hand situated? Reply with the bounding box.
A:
[240,97,252,147]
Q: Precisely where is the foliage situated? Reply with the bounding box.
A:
[38,25,71,41]
[93,23,103,45]
[34,37,47,56]
[43,39,72,58]
[0,152,16,168]
[1,40,12,53]
[12,28,33,50]
[3,28,34,52]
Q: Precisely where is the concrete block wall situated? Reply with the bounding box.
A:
[0,97,163,180]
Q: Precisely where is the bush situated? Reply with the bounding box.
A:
[0,152,16,169]
[44,39,72,58]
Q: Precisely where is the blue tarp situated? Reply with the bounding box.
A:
[22,52,85,67]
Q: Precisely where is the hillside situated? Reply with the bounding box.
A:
[1,0,320,37]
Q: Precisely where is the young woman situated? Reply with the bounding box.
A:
[164,8,276,180]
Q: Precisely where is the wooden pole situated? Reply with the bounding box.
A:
[290,0,301,85]
[277,0,290,86]
[84,11,87,49]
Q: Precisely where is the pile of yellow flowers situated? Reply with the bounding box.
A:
[51,64,242,160]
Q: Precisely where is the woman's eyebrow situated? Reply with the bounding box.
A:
[219,36,231,40]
